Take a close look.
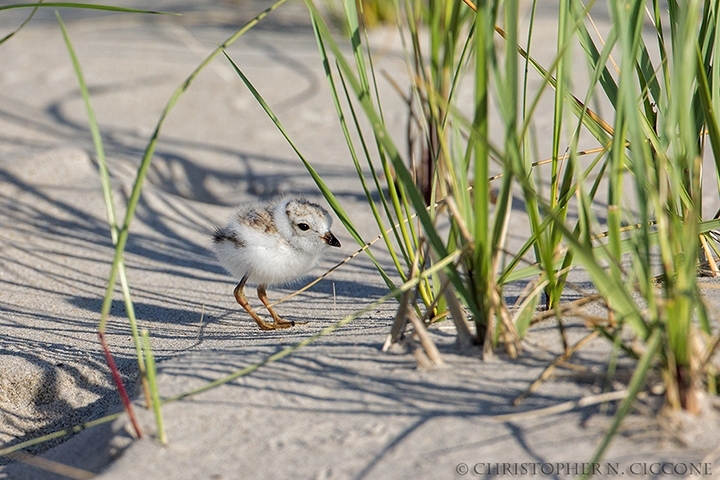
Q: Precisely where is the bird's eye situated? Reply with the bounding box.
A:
[297,223,310,231]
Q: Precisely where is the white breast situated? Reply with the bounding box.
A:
[213,225,322,286]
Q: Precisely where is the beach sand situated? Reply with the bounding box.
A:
[1,1,719,478]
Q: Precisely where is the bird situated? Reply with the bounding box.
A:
[212,197,341,330]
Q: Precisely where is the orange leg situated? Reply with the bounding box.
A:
[257,284,303,328]
[233,276,281,331]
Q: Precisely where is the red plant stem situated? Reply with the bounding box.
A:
[98,331,143,438]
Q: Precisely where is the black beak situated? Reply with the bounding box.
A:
[322,231,341,247]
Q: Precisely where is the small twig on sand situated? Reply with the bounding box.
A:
[513,331,599,406]
[493,390,629,422]
[5,451,94,480]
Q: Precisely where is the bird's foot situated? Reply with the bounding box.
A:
[255,318,293,330]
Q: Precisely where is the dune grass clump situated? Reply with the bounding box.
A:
[295,0,720,465]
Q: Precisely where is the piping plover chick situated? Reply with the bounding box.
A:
[212,197,341,330]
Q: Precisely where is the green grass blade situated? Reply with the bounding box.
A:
[582,328,662,477]
[334,66,412,275]
[0,3,175,14]
[304,0,479,320]
[55,11,149,402]
[311,10,411,278]
[142,330,167,445]
[571,0,619,108]
[0,412,123,456]
[222,50,398,294]
[504,215,720,284]
[0,0,41,46]
[695,43,720,175]
[98,0,289,331]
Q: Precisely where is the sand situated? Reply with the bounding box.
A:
[1,1,719,479]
